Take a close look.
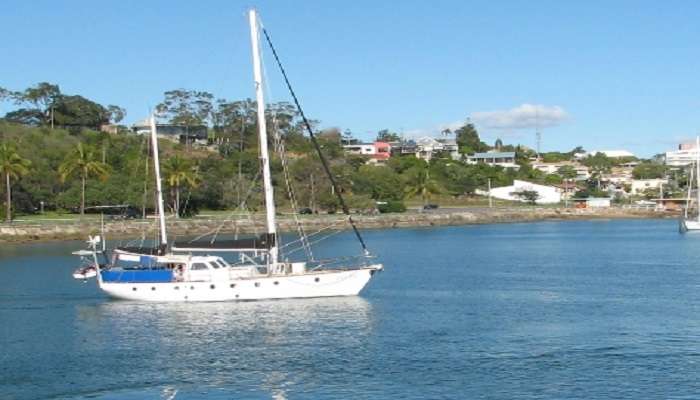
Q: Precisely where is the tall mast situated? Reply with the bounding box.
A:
[695,136,700,222]
[150,115,168,247]
[249,9,278,265]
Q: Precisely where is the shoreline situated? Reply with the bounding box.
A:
[0,207,676,244]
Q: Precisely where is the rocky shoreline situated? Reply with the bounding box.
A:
[0,207,675,243]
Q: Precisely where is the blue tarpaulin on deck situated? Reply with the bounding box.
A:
[101,269,173,283]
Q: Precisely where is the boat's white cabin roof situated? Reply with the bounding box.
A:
[115,252,225,264]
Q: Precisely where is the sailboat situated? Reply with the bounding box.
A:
[680,137,700,232]
[71,9,383,301]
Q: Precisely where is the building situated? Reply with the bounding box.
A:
[477,180,561,204]
[572,197,612,208]
[532,161,590,180]
[576,150,635,159]
[630,178,668,195]
[665,141,699,167]
[467,151,519,169]
[413,137,459,161]
[132,119,208,144]
[343,141,392,164]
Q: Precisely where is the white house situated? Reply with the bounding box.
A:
[576,150,635,159]
[477,180,561,204]
[414,137,460,161]
[665,141,699,167]
[630,178,668,195]
[573,197,612,208]
[467,151,519,169]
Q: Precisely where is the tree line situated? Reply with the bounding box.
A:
[0,83,675,222]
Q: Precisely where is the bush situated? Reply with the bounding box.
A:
[377,200,406,213]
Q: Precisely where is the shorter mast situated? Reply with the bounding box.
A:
[696,136,700,223]
[150,115,168,249]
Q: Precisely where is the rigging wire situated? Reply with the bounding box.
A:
[259,21,371,256]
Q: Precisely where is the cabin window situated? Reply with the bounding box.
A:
[210,262,219,269]
[315,277,320,282]
[214,260,227,269]
[230,283,236,288]
[255,282,261,287]
[191,263,209,271]
[210,284,216,289]
[174,286,180,290]
[132,287,137,291]
[151,287,156,291]
[274,281,279,285]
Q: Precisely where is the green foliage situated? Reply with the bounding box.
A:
[377,200,406,213]
[376,129,400,142]
[557,165,578,179]
[454,122,489,155]
[156,89,214,126]
[632,162,667,179]
[59,142,110,214]
[352,165,404,201]
[541,152,571,163]
[53,95,109,129]
[0,142,31,221]
[544,174,563,185]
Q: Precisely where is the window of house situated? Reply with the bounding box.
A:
[191,263,209,271]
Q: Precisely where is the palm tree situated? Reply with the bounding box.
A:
[59,143,110,215]
[404,162,441,206]
[162,155,199,218]
[0,143,31,222]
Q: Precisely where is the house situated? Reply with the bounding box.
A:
[630,178,668,195]
[413,137,459,161]
[132,119,208,144]
[653,198,687,211]
[665,141,699,167]
[343,141,392,164]
[572,197,612,208]
[467,151,519,169]
[532,161,590,180]
[476,180,561,204]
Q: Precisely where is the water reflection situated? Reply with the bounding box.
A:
[73,297,375,399]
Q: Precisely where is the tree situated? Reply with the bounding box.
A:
[0,143,31,221]
[455,121,488,155]
[544,174,563,185]
[17,82,61,125]
[162,155,200,218]
[511,189,540,204]
[404,162,442,205]
[632,163,667,180]
[376,129,400,142]
[557,165,578,180]
[156,89,214,127]
[582,153,613,190]
[59,143,110,215]
[53,95,109,129]
[106,105,126,124]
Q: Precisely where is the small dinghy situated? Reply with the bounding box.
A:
[72,265,97,280]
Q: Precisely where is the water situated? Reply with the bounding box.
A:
[2,219,700,399]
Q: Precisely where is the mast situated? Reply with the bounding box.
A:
[695,136,700,223]
[249,9,278,266]
[150,115,168,248]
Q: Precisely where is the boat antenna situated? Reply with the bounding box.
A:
[260,23,370,256]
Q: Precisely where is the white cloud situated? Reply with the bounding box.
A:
[471,104,569,130]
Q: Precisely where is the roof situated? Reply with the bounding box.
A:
[470,152,516,159]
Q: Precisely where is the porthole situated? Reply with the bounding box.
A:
[132,287,137,291]
[210,284,216,289]
[230,283,236,288]
[174,286,180,290]
[274,281,279,285]
[314,277,320,282]
[190,286,195,290]
[235,294,239,298]
[255,282,261,287]
[151,287,156,291]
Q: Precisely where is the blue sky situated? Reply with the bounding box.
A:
[2,0,699,157]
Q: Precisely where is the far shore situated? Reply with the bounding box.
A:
[0,206,677,244]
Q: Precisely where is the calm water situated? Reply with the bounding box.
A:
[2,219,700,399]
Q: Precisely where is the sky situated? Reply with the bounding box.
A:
[2,0,699,157]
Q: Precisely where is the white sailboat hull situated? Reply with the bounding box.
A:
[98,265,381,302]
[680,219,700,231]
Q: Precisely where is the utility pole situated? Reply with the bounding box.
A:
[488,178,493,208]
